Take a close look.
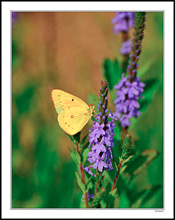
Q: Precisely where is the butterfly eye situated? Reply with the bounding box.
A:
[72,99,74,101]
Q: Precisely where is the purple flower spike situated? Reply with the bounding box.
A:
[86,115,116,173]
[111,12,135,34]
[113,75,145,127]
[84,81,116,174]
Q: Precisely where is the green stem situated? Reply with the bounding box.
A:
[96,168,100,190]
[111,160,123,191]
[76,142,89,208]
[121,31,129,73]
[122,55,129,73]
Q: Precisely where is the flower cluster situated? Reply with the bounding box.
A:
[113,74,145,127]
[111,12,135,57]
[84,81,116,175]
[111,12,135,34]
[120,40,132,55]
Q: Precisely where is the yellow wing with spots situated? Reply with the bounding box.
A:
[58,106,92,135]
[51,89,94,135]
[51,89,89,114]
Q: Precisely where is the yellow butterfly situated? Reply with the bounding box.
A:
[51,89,95,136]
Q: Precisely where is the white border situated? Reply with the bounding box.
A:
[2,1,174,219]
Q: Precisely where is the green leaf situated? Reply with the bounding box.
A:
[113,59,122,81]
[79,134,88,151]
[103,58,122,91]
[113,122,122,141]
[69,149,81,165]
[120,155,134,175]
[80,200,85,208]
[75,171,85,193]
[120,165,127,174]
[86,176,94,190]
[102,188,118,208]
[122,155,134,165]
[87,180,94,191]
[108,189,118,207]
[140,185,161,207]
[142,78,159,101]
[82,146,90,164]
[112,138,121,167]
[86,176,93,187]
[100,199,107,208]
[115,174,128,195]
[103,169,116,185]
[101,175,111,194]
[138,99,150,114]
[114,161,118,173]
[67,132,81,146]
[81,134,88,146]
[119,190,130,208]
[109,188,118,199]
[130,189,148,208]
[124,149,159,176]
[131,185,161,208]
[67,134,76,144]
[73,132,81,143]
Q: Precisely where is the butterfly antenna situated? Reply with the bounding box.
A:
[92,99,96,104]
[89,99,97,108]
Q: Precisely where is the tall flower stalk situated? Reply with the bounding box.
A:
[113,12,146,133]
[84,81,116,182]
[127,12,146,81]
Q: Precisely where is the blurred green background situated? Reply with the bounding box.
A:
[12,12,163,208]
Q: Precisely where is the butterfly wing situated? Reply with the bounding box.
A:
[51,89,93,135]
[58,106,91,135]
[51,89,89,114]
